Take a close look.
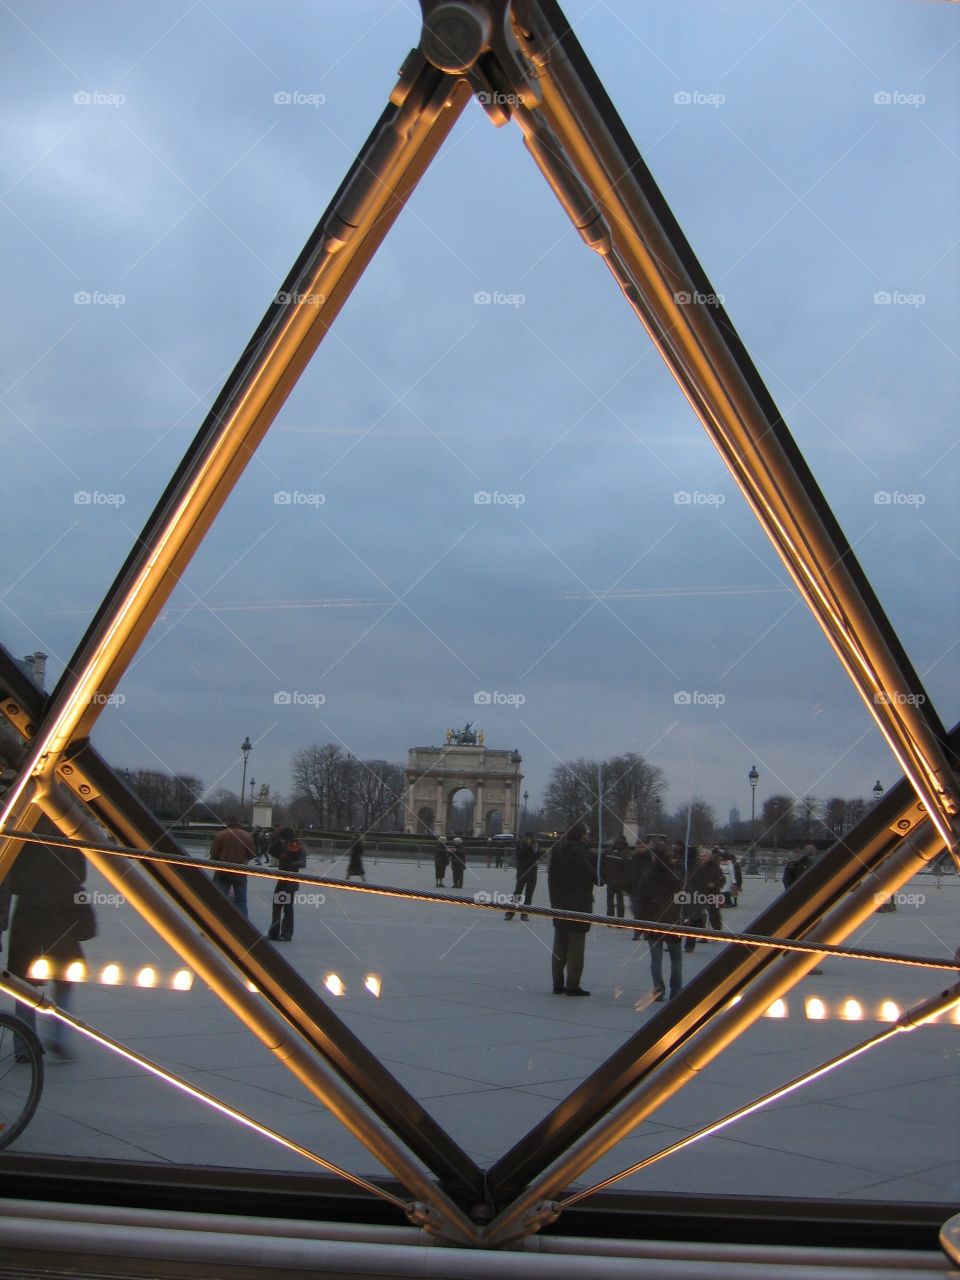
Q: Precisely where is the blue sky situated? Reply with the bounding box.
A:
[1,0,957,823]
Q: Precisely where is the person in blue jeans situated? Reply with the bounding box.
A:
[634,840,684,1002]
[210,817,255,918]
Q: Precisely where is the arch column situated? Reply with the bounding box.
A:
[473,781,484,837]
[435,778,445,836]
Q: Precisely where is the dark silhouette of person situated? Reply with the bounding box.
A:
[548,821,600,996]
[266,827,305,942]
[505,832,539,920]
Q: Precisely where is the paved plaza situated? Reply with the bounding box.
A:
[7,852,959,1207]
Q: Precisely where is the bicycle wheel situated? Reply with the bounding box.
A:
[0,1010,44,1149]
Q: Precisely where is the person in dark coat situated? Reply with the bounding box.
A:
[345,836,366,882]
[449,837,466,889]
[6,839,91,1059]
[434,839,449,887]
[782,845,824,973]
[626,839,655,939]
[505,832,540,921]
[682,847,726,952]
[547,821,600,996]
[266,827,305,942]
[634,843,684,1001]
[601,835,630,918]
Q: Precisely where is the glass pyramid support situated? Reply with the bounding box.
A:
[0,0,957,1250]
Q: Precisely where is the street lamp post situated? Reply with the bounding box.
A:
[249,778,256,814]
[240,736,252,815]
[522,789,528,831]
[748,765,759,842]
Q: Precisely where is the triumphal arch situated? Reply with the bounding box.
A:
[403,724,523,838]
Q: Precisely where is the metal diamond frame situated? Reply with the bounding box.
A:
[1,0,957,1251]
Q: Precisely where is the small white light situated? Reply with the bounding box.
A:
[137,966,157,988]
[65,961,86,982]
[246,981,259,993]
[805,998,826,1020]
[171,969,194,991]
[841,999,863,1021]
[765,998,787,1018]
[324,973,345,997]
[364,974,381,998]
[29,957,51,980]
[101,964,122,986]
[879,1000,900,1022]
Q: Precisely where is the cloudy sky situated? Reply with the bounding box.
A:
[1,0,957,826]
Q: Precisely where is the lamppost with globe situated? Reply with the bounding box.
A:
[240,737,252,816]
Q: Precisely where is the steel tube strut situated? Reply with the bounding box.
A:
[504,0,958,848]
[0,53,472,848]
[487,743,956,1203]
[26,778,481,1245]
[0,646,483,1210]
[485,818,947,1246]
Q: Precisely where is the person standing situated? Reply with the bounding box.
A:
[6,836,94,1060]
[434,838,449,887]
[717,847,741,907]
[345,836,366,882]
[635,842,684,1001]
[449,837,466,889]
[548,821,600,996]
[601,834,630,918]
[266,827,305,941]
[210,817,255,918]
[683,847,725,952]
[504,832,540,921]
[626,838,655,939]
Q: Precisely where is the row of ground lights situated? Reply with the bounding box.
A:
[27,958,382,998]
[758,996,960,1023]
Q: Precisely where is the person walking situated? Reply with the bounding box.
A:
[449,837,466,889]
[210,817,255,918]
[547,820,600,996]
[717,847,741,907]
[6,835,95,1060]
[601,834,629,918]
[345,836,366,882]
[635,842,684,1001]
[505,832,540,921]
[266,827,305,941]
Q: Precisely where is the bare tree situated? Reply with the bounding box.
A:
[543,758,600,834]
[603,753,668,835]
[291,744,349,827]
[759,794,794,848]
[823,796,847,838]
[671,797,716,846]
[353,760,405,832]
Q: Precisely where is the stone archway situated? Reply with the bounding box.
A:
[404,736,522,838]
[415,805,435,835]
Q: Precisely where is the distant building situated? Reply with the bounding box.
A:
[729,806,741,827]
[16,651,48,689]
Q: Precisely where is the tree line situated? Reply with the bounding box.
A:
[118,750,879,845]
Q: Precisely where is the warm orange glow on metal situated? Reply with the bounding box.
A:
[559,985,960,1208]
[512,38,959,850]
[0,975,408,1210]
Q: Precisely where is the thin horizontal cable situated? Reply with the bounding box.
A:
[9,828,958,974]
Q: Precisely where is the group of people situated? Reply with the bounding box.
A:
[547,829,743,1001]
[209,818,366,942]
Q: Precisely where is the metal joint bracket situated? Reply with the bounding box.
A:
[419,0,541,124]
[57,755,102,805]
